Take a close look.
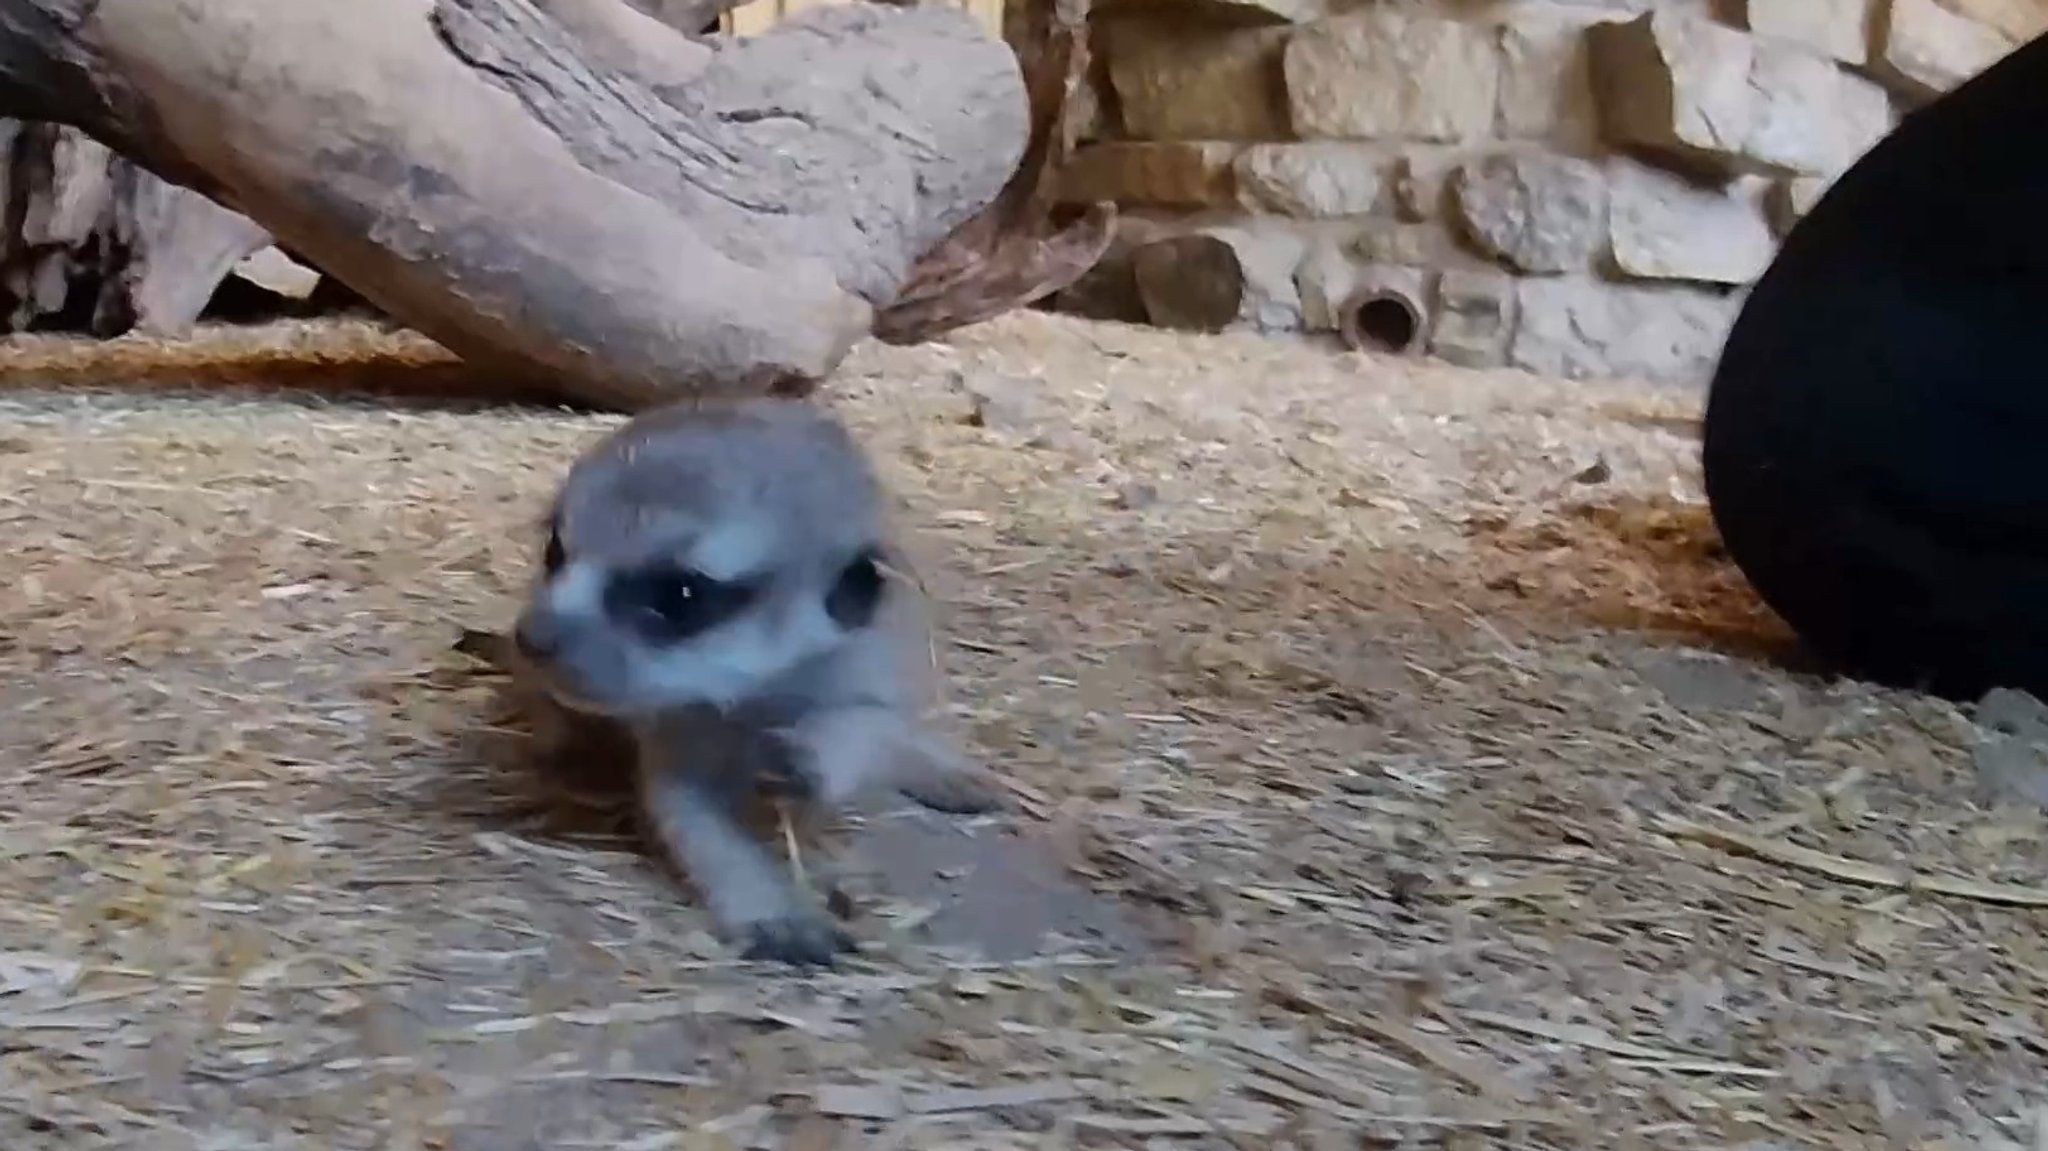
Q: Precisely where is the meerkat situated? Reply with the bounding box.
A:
[499,397,1005,967]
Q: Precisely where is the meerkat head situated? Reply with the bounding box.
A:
[511,398,895,719]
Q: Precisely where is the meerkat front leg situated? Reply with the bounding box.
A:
[631,736,852,967]
[773,704,1010,815]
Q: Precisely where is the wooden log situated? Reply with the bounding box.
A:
[0,0,1030,409]
[1130,234,1243,333]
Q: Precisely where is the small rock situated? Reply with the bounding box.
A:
[1733,0,1872,66]
[948,371,1044,433]
[1110,482,1159,510]
[1447,151,1608,274]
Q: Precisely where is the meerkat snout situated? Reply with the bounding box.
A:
[513,400,893,718]
[503,396,1007,967]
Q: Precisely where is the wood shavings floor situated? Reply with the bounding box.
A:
[0,311,2043,1150]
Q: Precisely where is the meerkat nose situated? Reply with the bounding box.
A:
[513,609,562,660]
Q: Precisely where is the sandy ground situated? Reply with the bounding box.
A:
[0,311,2044,1150]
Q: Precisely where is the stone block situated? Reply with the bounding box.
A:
[1105,19,1291,140]
[1447,152,1608,274]
[1607,161,1776,285]
[1390,146,1471,220]
[1350,219,1497,270]
[1732,0,1873,65]
[1590,9,1896,176]
[1295,243,1361,331]
[1140,0,1327,21]
[1234,143,1391,217]
[1429,267,1518,369]
[1744,40,1895,175]
[1511,276,1742,384]
[1058,142,1242,208]
[1497,8,1612,148]
[1766,175,1835,236]
[1588,10,1757,169]
[1284,11,1499,141]
[1935,0,2048,42]
[1873,0,2016,100]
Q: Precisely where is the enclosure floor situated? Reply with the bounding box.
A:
[0,312,2042,1150]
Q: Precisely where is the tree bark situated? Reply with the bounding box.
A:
[0,0,1029,409]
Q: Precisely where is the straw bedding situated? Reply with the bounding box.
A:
[0,310,2043,1150]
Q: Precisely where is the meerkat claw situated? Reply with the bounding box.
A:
[740,913,856,968]
[897,768,1010,815]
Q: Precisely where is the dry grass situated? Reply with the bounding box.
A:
[0,311,2044,1150]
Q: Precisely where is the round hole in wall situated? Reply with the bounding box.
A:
[1340,290,1424,356]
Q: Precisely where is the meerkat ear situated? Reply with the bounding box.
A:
[536,503,567,574]
[825,548,887,630]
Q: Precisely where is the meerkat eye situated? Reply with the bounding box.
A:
[604,562,755,644]
[825,547,887,630]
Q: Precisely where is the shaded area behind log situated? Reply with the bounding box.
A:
[873,0,1114,345]
[0,119,271,337]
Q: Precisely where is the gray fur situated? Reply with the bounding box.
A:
[509,397,1003,966]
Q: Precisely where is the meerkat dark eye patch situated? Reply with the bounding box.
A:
[541,526,567,575]
[826,548,887,630]
[604,562,757,644]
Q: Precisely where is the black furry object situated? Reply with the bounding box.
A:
[1702,31,2048,700]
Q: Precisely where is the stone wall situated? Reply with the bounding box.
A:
[1047,0,2048,385]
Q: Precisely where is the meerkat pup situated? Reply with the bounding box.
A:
[504,397,1004,967]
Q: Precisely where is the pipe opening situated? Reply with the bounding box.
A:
[1342,291,1424,355]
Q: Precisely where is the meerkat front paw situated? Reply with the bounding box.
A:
[896,764,1010,814]
[735,906,856,967]
[889,731,1011,815]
